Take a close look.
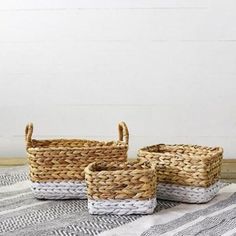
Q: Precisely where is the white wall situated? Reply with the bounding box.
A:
[0,0,236,158]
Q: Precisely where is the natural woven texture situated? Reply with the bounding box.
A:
[138,144,223,187]
[25,122,129,183]
[85,160,157,200]
[157,181,223,203]
[88,198,157,215]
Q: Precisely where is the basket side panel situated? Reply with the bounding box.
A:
[85,168,156,200]
[138,151,223,187]
[27,147,128,182]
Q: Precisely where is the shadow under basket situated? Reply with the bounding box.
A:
[85,161,157,215]
[25,122,129,199]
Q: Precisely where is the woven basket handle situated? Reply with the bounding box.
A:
[118,122,129,145]
[25,123,33,147]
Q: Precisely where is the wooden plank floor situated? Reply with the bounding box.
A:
[0,158,236,183]
[0,158,27,166]
[221,159,236,183]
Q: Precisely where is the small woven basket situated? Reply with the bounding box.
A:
[25,122,129,199]
[138,144,223,188]
[85,160,157,215]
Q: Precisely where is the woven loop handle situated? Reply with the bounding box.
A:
[25,123,33,147]
[118,122,129,145]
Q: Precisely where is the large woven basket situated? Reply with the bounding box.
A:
[25,122,129,199]
[138,144,223,188]
[85,160,157,215]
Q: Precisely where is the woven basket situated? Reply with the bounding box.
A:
[25,122,129,199]
[138,144,223,188]
[157,181,223,203]
[85,160,157,215]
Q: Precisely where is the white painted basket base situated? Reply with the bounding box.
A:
[31,181,87,199]
[88,197,157,215]
[157,181,223,203]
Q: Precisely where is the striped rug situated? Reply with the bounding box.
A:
[0,166,235,236]
[0,166,177,236]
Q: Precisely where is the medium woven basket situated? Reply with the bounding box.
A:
[25,122,129,199]
[85,160,157,215]
[138,144,223,188]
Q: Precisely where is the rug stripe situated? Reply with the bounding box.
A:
[159,204,236,236]
[0,192,43,212]
[0,166,28,187]
[174,207,236,236]
[0,192,31,202]
[141,192,236,236]
[0,201,48,216]
[0,180,30,193]
[0,200,86,234]
[221,227,236,236]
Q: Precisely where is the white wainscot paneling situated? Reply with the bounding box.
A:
[0,8,235,42]
[0,42,236,106]
[0,0,236,158]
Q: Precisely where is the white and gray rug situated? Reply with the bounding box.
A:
[0,166,177,236]
[0,166,236,236]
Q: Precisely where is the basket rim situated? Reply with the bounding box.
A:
[85,160,156,175]
[27,138,128,151]
[138,143,223,157]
